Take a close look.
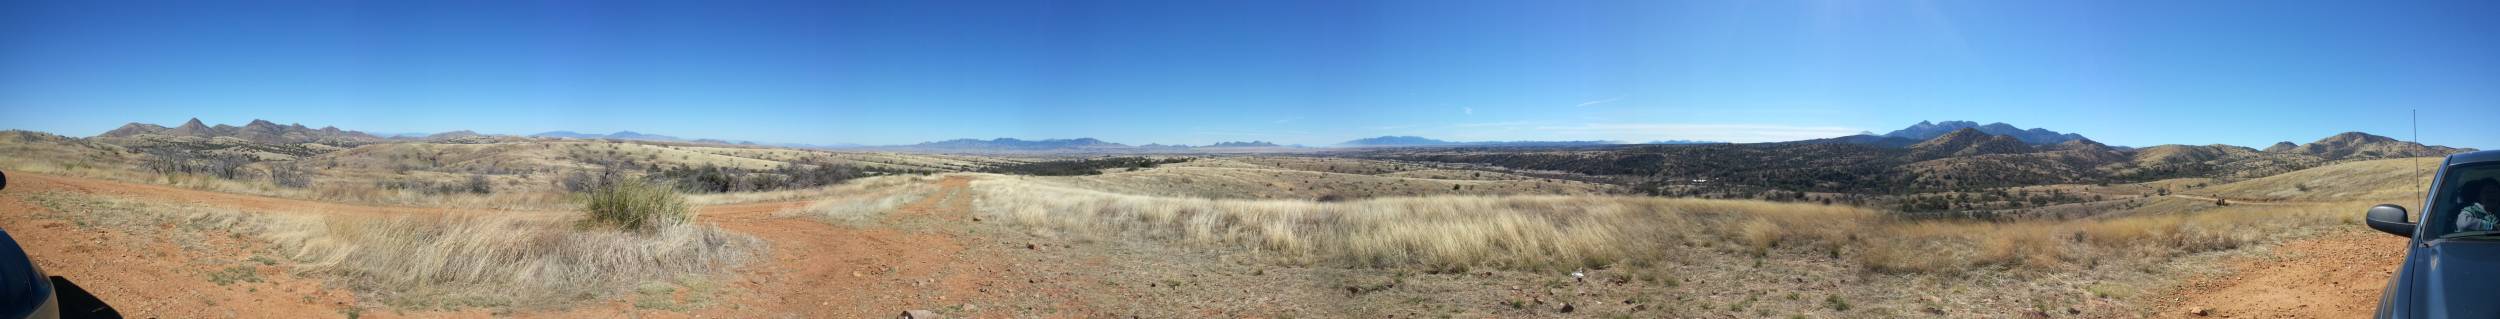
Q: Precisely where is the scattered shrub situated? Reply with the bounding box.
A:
[269,163,314,188]
[580,178,692,231]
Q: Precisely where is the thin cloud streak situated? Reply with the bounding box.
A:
[1575,97,1624,107]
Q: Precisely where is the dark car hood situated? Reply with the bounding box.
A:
[2421,237,2500,317]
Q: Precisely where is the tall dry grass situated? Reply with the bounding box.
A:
[971,177,2359,274]
[21,190,762,310]
[267,213,760,309]
[1860,198,2354,273]
[579,178,691,230]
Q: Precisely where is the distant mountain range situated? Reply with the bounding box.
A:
[1335,136,1630,148]
[1818,121,2466,161]
[100,118,385,145]
[1204,141,1282,148]
[865,138,1307,153]
[69,118,2480,158]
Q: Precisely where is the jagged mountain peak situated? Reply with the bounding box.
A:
[95,118,383,145]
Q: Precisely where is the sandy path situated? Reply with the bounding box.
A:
[2159,230,2407,318]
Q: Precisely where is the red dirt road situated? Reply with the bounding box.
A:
[2160,230,2408,318]
[0,174,366,318]
[684,176,1087,318]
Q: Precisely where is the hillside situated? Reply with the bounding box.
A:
[1905,128,2034,159]
[2199,157,2439,202]
[2288,132,2470,159]
[1882,120,2088,145]
[1355,130,2471,199]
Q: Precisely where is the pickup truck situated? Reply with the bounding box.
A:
[2365,150,2500,318]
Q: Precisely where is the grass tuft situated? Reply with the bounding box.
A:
[579,178,692,231]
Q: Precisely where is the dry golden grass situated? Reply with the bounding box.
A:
[269,213,759,309]
[973,176,1862,271]
[2200,157,2439,201]
[1835,198,2354,274]
[971,176,2361,275]
[22,190,762,310]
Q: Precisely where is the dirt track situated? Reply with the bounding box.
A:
[683,176,1092,318]
[2159,230,2407,318]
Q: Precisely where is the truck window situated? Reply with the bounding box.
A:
[2432,163,2500,238]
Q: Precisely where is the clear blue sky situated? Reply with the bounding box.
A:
[2,0,2495,148]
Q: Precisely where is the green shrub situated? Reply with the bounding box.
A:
[580,178,691,231]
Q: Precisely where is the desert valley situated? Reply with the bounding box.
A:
[0,118,2469,318]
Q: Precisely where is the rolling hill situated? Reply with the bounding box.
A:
[1882,120,2088,145]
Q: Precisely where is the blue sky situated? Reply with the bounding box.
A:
[2,0,2496,148]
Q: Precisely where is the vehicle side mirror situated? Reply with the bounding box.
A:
[1,170,8,191]
[2365,204,2414,238]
